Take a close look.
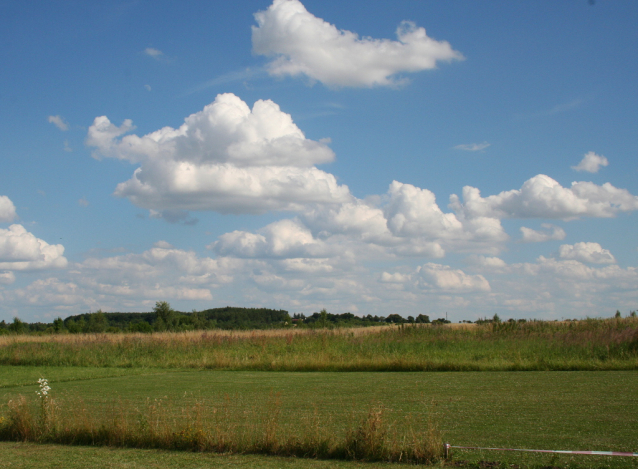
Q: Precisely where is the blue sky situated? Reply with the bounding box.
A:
[1,0,637,322]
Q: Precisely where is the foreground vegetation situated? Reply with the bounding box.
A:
[0,389,442,464]
[1,316,637,467]
[1,318,637,371]
[1,369,636,468]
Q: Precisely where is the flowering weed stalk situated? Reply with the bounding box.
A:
[0,378,58,441]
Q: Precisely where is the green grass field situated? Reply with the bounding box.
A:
[2,319,637,371]
[1,320,637,467]
[0,442,416,469]
[1,366,637,468]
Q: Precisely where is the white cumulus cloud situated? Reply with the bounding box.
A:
[86,93,350,217]
[0,196,17,222]
[572,151,608,173]
[0,224,67,271]
[0,271,15,284]
[450,174,638,220]
[212,219,329,259]
[520,224,566,243]
[466,255,508,271]
[48,115,69,131]
[252,0,463,87]
[558,242,616,264]
[417,263,490,292]
[302,181,509,256]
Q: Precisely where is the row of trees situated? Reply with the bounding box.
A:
[0,303,293,335]
[9,304,631,335]
[291,311,439,327]
[0,304,446,335]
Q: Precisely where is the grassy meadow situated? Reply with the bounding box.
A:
[1,318,637,371]
[1,318,637,467]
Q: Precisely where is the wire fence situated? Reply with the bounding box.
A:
[445,443,638,459]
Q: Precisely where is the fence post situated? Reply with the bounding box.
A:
[444,442,451,459]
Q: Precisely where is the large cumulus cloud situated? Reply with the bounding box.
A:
[0,224,67,271]
[252,0,463,87]
[450,174,638,220]
[86,93,351,217]
[298,181,509,258]
[0,196,17,223]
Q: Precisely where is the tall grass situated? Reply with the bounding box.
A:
[1,318,636,371]
[0,390,443,464]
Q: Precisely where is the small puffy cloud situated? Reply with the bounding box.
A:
[86,93,350,215]
[78,197,89,207]
[520,224,566,243]
[144,47,164,59]
[301,200,392,244]
[466,255,508,271]
[86,117,135,160]
[572,151,608,173]
[0,196,17,222]
[252,0,463,87]
[0,271,15,284]
[450,174,638,220]
[454,142,490,152]
[212,219,329,259]
[417,263,490,292]
[385,181,464,239]
[48,115,69,131]
[380,272,411,283]
[558,242,616,264]
[0,224,67,271]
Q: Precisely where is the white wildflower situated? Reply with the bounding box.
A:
[36,378,51,399]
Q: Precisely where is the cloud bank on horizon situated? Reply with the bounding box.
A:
[1,0,637,322]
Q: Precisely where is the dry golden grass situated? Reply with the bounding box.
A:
[0,389,443,464]
[2,319,635,371]
[0,325,400,347]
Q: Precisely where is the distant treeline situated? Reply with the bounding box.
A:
[0,302,455,335]
[0,303,293,334]
[293,311,442,327]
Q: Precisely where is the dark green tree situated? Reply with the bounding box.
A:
[385,314,404,323]
[153,301,178,331]
[53,317,65,333]
[87,310,108,333]
[8,317,27,334]
[415,314,430,324]
[319,309,328,328]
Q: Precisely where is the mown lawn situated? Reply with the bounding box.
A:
[0,442,408,469]
[1,367,636,468]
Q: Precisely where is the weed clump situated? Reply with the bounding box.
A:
[0,380,443,464]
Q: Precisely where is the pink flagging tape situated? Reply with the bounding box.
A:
[447,444,638,457]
